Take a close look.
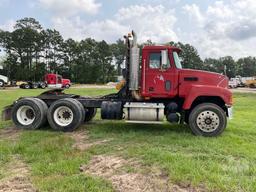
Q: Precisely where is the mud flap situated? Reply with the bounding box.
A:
[1,105,12,121]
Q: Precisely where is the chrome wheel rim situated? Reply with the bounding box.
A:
[196,110,220,132]
[16,105,35,125]
[53,106,74,126]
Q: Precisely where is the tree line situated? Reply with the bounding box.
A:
[0,17,255,84]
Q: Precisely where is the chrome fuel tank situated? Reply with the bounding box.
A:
[124,102,165,122]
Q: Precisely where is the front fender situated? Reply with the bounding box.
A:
[182,85,232,110]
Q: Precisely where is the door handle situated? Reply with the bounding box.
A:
[165,80,171,91]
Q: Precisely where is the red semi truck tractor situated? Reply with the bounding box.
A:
[45,74,71,89]
[2,32,233,137]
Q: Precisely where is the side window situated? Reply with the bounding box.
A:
[149,52,170,69]
[149,53,161,69]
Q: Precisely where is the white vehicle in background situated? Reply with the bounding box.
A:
[228,78,240,88]
[0,74,8,87]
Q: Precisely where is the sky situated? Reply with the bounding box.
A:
[0,0,256,59]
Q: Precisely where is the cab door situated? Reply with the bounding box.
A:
[142,49,178,98]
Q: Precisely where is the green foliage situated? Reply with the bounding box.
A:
[1,17,256,82]
[111,39,126,75]
[168,41,203,70]
[236,57,256,77]
[0,18,118,83]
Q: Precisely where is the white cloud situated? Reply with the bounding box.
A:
[183,4,204,26]
[182,0,256,59]
[116,5,178,43]
[0,19,15,31]
[52,4,178,43]
[38,0,101,16]
[52,17,128,42]
[206,1,234,19]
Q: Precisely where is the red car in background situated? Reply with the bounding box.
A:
[44,74,71,89]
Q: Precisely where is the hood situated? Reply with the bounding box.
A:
[179,69,228,88]
[62,79,71,83]
[0,75,8,83]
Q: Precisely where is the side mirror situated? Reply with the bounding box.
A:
[161,50,168,68]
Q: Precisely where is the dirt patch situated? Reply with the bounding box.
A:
[0,156,36,192]
[80,155,205,192]
[0,127,21,141]
[68,131,111,150]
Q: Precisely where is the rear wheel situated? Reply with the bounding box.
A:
[47,98,85,132]
[188,103,227,137]
[12,98,48,129]
[32,84,38,89]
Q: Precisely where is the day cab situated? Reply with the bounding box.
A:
[45,73,71,89]
[138,45,233,136]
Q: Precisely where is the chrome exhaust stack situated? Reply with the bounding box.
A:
[129,31,142,100]
[129,31,140,91]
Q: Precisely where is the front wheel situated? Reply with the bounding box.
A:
[0,80,4,87]
[41,83,46,89]
[188,103,227,137]
[24,84,30,89]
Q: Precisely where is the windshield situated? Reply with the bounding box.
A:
[173,52,182,69]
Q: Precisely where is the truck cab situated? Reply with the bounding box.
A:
[141,46,181,98]
[124,32,232,136]
[140,45,232,110]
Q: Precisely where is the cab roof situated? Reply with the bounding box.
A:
[143,45,181,53]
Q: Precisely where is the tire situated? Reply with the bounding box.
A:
[65,84,70,89]
[84,108,97,122]
[24,84,30,89]
[41,84,46,89]
[0,80,4,87]
[32,84,38,89]
[188,103,227,137]
[47,98,85,132]
[32,98,48,126]
[12,98,48,130]
[249,84,256,88]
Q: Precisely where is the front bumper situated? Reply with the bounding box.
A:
[227,106,233,119]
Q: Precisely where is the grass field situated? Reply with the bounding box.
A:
[0,88,256,191]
